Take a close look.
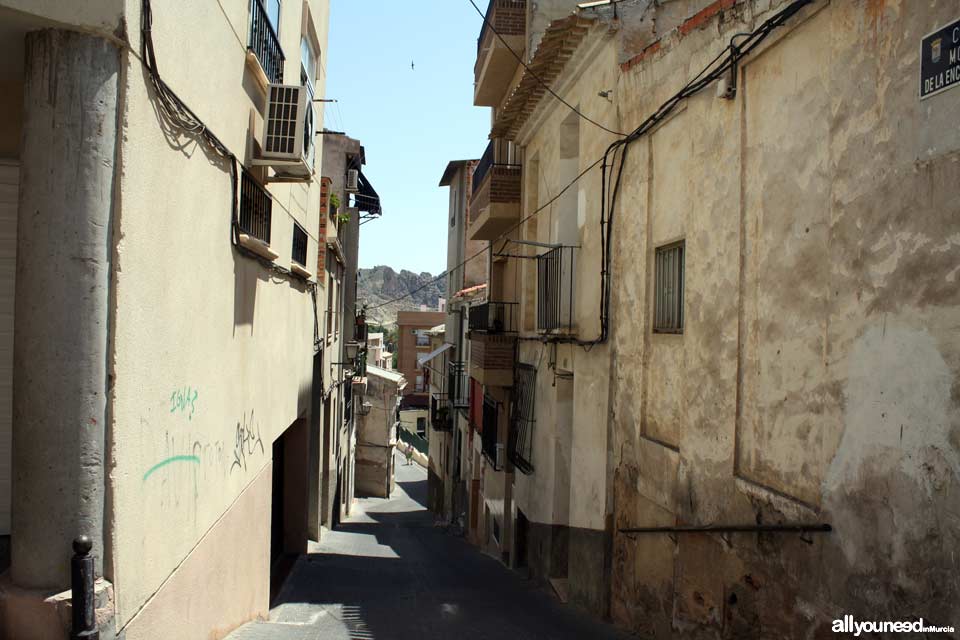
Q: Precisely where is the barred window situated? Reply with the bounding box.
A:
[653,241,684,334]
[291,222,307,266]
[509,363,536,474]
[239,171,272,244]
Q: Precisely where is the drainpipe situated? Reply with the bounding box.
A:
[11,29,120,590]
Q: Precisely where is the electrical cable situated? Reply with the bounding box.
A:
[364,155,604,311]
[140,0,321,289]
[358,0,815,348]
[467,0,625,137]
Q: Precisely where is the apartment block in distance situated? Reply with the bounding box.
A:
[396,310,446,406]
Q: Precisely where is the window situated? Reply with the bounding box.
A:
[265,0,280,33]
[508,364,535,474]
[300,36,318,167]
[291,222,307,266]
[653,241,684,334]
[248,0,284,84]
[239,171,272,244]
[415,331,430,347]
[416,417,426,435]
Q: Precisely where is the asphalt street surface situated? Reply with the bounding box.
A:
[226,452,634,640]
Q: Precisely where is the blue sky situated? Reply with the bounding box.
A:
[325,0,489,275]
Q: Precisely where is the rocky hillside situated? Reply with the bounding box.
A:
[357,266,447,327]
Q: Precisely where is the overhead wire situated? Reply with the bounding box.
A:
[365,155,605,311]
[139,0,323,355]
[467,0,626,137]
[371,0,815,345]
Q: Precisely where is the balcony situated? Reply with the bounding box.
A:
[448,361,470,409]
[537,246,577,332]
[468,301,518,333]
[474,0,526,106]
[508,363,536,474]
[430,393,454,432]
[481,394,503,470]
[468,142,522,241]
[470,334,516,388]
[247,0,285,85]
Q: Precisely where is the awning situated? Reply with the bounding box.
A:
[353,169,381,216]
[417,342,454,367]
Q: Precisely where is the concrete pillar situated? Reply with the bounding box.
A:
[11,29,119,589]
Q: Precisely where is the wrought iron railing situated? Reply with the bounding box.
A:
[292,222,308,266]
[248,0,285,84]
[477,0,495,54]
[239,171,272,244]
[469,301,519,333]
[537,246,577,331]
[473,140,495,190]
[481,394,501,469]
[509,363,536,474]
[431,393,453,432]
[448,361,470,408]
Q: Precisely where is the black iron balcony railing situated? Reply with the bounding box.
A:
[508,363,536,474]
[248,0,285,84]
[537,246,577,331]
[477,0,495,54]
[473,140,495,189]
[239,170,272,244]
[448,361,470,408]
[469,301,519,333]
[430,393,453,432]
[292,222,308,266]
[481,394,501,469]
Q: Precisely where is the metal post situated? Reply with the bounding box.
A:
[71,536,99,640]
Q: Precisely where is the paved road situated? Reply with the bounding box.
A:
[227,452,633,640]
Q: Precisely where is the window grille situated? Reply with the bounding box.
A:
[239,171,272,244]
[291,222,308,266]
[537,246,576,331]
[653,241,685,333]
[481,394,500,469]
[509,363,536,474]
[248,0,285,84]
[265,85,301,156]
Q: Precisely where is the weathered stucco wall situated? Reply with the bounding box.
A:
[609,1,960,636]
[508,29,620,613]
[108,0,329,634]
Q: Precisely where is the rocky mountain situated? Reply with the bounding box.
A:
[357,265,447,327]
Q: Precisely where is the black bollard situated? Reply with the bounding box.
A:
[71,536,99,640]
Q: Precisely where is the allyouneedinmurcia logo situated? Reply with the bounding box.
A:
[832,616,955,636]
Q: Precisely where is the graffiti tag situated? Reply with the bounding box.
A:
[170,386,199,420]
[231,410,264,473]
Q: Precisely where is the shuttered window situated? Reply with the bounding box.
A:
[653,241,684,334]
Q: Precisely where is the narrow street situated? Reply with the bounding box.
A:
[227,452,633,640]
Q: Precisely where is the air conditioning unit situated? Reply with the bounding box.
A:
[495,443,505,470]
[251,84,313,179]
[345,169,359,193]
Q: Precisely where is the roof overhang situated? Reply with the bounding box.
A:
[491,15,597,141]
[439,160,479,187]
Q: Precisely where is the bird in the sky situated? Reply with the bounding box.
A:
[411,61,415,71]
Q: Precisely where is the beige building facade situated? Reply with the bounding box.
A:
[438,0,960,636]
[0,0,377,638]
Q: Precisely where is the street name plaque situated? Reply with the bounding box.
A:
[920,17,960,100]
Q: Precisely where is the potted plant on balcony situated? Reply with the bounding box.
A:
[329,192,340,217]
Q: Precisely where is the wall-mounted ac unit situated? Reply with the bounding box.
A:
[251,84,313,180]
[345,169,359,193]
[495,443,505,471]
